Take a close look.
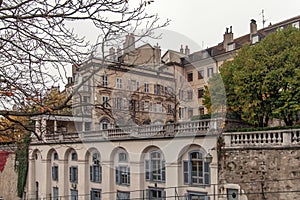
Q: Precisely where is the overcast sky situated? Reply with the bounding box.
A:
[72,0,300,55]
[142,0,300,53]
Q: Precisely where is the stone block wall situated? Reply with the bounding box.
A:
[0,151,20,200]
[218,147,300,200]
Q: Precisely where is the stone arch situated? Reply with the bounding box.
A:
[64,147,77,161]
[46,148,58,161]
[140,145,164,161]
[110,146,129,163]
[177,143,207,163]
[31,148,41,160]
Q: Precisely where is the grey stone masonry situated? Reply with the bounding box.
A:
[219,129,300,200]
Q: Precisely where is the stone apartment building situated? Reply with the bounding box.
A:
[23,15,300,200]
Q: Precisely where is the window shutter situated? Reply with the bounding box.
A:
[146,189,150,200]
[127,167,130,185]
[90,166,93,181]
[161,160,166,182]
[99,165,102,183]
[90,190,93,200]
[163,191,166,200]
[52,166,55,180]
[75,167,78,183]
[116,167,120,184]
[145,160,150,181]
[204,162,210,185]
[183,160,190,184]
[69,167,72,182]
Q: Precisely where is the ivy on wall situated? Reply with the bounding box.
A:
[15,134,30,198]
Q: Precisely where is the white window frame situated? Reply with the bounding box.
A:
[144,83,149,93]
[116,78,122,89]
[102,75,108,87]
[145,151,166,182]
[102,96,109,108]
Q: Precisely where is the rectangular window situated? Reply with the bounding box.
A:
[198,70,204,79]
[188,108,193,119]
[102,75,108,87]
[292,21,300,29]
[144,83,149,93]
[117,191,130,200]
[116,166,130,185]
[187,72,193,82]
[84,122,91,131]
[198,88,204,98]
[69,166,78,183]
[187,90,193,100]
[147,188,166,200]
[207,67,213,78]
[52,166,59,181]
[91,189,101,200]
[53,187,59,200]
[90,165,102,183]
[116,78,122,89]
[70,189,78,200]
[102,96,109,108]
[179,89,184,100]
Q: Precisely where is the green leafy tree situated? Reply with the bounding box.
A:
[219,26,300,127]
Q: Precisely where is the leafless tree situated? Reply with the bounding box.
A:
[0,0,168,140]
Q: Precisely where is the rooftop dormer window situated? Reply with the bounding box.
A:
[227,43,235,51]
[292,21,299,29]
[251,35,259,44]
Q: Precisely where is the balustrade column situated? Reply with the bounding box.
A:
[282,131,292,146]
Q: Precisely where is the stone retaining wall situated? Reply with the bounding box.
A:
[219,147,300,200]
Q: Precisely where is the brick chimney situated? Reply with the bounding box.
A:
[180,45,184,54]
[109,47,116,61]
[223,26,234,50]
[154,43,161,65]
[185,45,190,55]
[123,33,136,53]
[250,19,257,35]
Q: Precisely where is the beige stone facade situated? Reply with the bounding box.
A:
[0,151,20,200]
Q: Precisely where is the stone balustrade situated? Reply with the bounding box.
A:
[224,129,300,148]
[41,118,222,143]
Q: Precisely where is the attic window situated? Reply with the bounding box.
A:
[227,43,235,51]
[202,51,208,58]
[292,21,299,29]
[251,35,259,44]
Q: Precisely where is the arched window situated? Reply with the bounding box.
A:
[115,149,130,186]
[53,152,59,160]
[145,150,165,182]
[100,118,110,130]
[183,151,210,186]
[90,152,101,183]
[71,152,78,161]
